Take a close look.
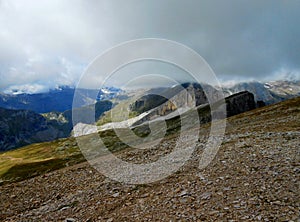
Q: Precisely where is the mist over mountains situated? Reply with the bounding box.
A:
[0,86,122,113]
[222,80,300,104]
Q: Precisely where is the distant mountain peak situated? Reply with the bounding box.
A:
[0,86,121,113]
[222,80,300,104]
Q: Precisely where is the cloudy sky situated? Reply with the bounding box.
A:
[0,0,299,93]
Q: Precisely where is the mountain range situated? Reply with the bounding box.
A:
[0,86,122,113]
[0,80,299,114]
[0,101,112,151]
[222,80,300,104]
[0,80,299,151]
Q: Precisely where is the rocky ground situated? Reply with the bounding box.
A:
[0,97,299,221]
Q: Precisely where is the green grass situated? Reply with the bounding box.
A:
[0,129,133,184]
[0,138,84,184]
[1,157,75,182]
[97,97,140,126]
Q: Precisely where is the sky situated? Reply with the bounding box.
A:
[0,0,300,93]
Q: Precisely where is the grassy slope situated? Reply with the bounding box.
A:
[97,97,139,126]
[0,96,299,185]
[0,138,84,183]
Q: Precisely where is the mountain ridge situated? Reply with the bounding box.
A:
[0,86,122,113]
[0,95,299,221]
[0,100,113,151]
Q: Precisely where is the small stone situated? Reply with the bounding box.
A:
[208,210,219,215]
[65,218,76,222]
[112,192,119,198]
[197,173,206,181]
[200,192,211,200]
[223,187,231,191]
[179,198,188,203]
[206,181,213,185]
[174,187,181,193]
[179,190,189,197]
[60,206,71,211]
[140,193,149,198]
[217,191,223,196]
[273,200,281,205]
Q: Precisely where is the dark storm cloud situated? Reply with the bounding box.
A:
[0,0,299,92]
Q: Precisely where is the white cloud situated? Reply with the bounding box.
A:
[0,0,300,93]
[3,83,48,94]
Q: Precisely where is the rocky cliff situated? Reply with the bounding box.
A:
[225,91,257,117]
[130,83,208,125]
[131,83,208,115]
[132,90,257,127]
[0,108,65,151]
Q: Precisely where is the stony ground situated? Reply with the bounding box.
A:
[0,97,299,221]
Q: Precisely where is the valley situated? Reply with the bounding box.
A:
[0,95,299,221]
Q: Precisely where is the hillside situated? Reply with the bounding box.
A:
[130,83,208,114]
[99,80,299,128]
[0,108,67,151]
[0,91,255,183]
[98,90,256,132]
[0,100,113,151]
[0,96,299,221]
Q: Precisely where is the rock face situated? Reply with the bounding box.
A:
[225,91,257,117]
[130,94,168,114]
[131,83,208,125]
[131,84,260,124]
[0,108,64,151]
[131,83,208,115]
[0,100,113,151]
[256,100,266,108]
[133,90,257,127]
